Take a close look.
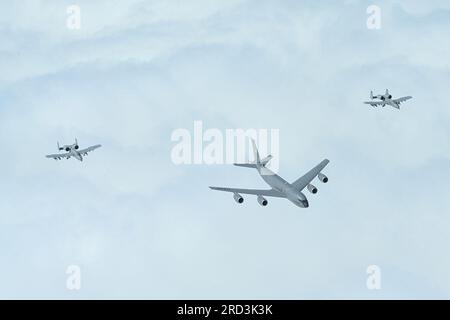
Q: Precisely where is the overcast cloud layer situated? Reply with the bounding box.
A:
[1,0,450,299]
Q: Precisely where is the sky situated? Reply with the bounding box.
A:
[0,0,450,299]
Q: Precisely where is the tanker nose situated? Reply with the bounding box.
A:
[302,200,309,208]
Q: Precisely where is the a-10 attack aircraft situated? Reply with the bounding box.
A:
[364,89,412,109]
[46,139,101,162]
[209,140,330,208]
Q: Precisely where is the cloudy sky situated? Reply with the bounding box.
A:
[1,0,450,299]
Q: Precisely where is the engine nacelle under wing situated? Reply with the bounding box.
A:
[233,193,244,204]
[257,195,268,206]
[307,184,318,194]
[318,173,328,183]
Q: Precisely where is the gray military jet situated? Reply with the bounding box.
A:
[210,140,330,208]
[46,139,101,162]
[364,89,412,109]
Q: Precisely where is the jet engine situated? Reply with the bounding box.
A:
[233,193,244,204]
[318,173,328,183]
[307,184,318,194]
[75,145,79,150]
[65,147,70,151]
[257,195,268,206]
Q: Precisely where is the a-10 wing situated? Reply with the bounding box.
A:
[364,96,412,108]
[364,100,384,107]
[393,96,412,105]
[209,187,285,198]
[46,152,70,160]
[45,144,101,160]
[78,144,102,155]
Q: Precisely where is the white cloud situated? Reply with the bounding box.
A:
[0,0,450,298]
